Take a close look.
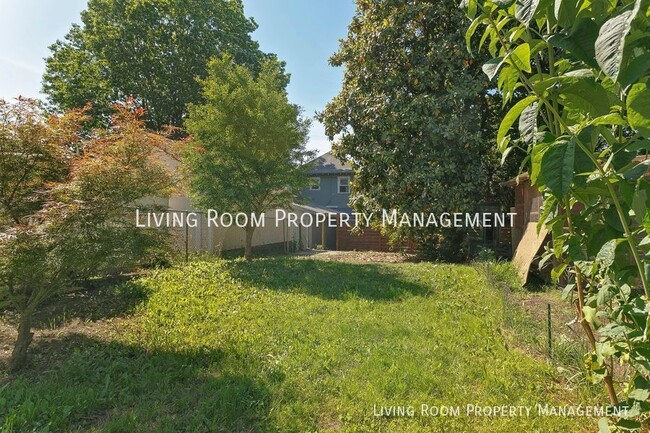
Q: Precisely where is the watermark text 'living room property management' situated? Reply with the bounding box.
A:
[135,209,517,229]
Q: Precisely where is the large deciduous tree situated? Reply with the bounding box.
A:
[43,0,278,130]
[0,99,173,371]
[320,0,517,260]
[184,55,312,261]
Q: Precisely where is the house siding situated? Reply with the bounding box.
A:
[302,174,352,210]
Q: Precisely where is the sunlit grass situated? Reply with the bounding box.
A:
[1,257,598,432]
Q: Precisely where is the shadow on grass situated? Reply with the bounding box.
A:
[0,334,271,433]
[227,256,429,301]
[26,279,149,330]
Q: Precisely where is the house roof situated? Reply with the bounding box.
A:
[306,151,353,175]
[291,203,348,214]
[502,172,530,187]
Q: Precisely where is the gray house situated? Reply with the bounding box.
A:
[297,151,409,252]
[301,151,353,212]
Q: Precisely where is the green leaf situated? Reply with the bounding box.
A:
[515,0,541,26]
[558,78,612,117]
[615,419,642,431]
[553,234,566,258]
[561,282,575,300]
[498,65,520,104]
[497,65,519,105]
[619,52,650,88]
[498,135,511,154]
[530,142,546,185]
[482,56,506,80]
[597,284,615,305]
[507,43,532,73]
[595,1,642,80]
[627,80,650,136]
[500,146,514,164]
[632,186,647,223]
[568,237,586,260]
[629,387,650,401]
[537,195,557,233]
[551,263,568,281]
[574,142,594,174]
[620,402,642,419]
[622,160,650,180]
[590,113,626,126]
[583,305,598,323]
[540,138,575,198]
[626,139,650,152]
[467,0,477,18]
[596,238,618,268]
[497,96,538,149]
[604,206,626,232]
[466,17,484,53]
[598,417,611,433]
[554,0,578,28]
[599,323,627,338]
[518,102,538,144]
[547,19,599,68]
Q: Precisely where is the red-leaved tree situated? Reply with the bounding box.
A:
[0,98,174,371]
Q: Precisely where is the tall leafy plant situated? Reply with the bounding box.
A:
[463,0,650,429]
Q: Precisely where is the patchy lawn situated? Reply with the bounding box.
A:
[0,254,602,432]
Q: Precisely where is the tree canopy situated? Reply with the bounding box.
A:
[320,0,517,260]
[184,55,312,261]
[0,98,82,225]
[43,0,279,130]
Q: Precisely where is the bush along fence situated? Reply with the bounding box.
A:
[462,0,650,429]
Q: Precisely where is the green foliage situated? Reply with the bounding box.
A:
[1,258,595,431]
[43,0,274,130]
[319,0,519,261]
[463,0,650,427]
[0,100,173,370]
[0,98,82,225]
[184,55,312,260]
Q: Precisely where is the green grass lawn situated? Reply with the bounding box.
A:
[0,256,599,432]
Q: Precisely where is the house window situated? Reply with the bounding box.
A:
[309,177,320,190]
[338,176,350,194]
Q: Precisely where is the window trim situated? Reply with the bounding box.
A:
[338,176,350,194]
[309,177,321,191]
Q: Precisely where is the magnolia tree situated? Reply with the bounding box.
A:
[462,0,649,429]
[319,0,518,261]
[0,99,173,371]
[184,55,312,261]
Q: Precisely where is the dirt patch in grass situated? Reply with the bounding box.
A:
[511,289,582,346]
[0,278,145,378]
[294,250,417,263]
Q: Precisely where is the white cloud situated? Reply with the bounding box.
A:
[0,55,41,75]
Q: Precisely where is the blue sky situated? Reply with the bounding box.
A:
[0,0,356,154]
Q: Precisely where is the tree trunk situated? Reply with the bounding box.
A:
[244,228,255,262]
[8,310,34,372]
